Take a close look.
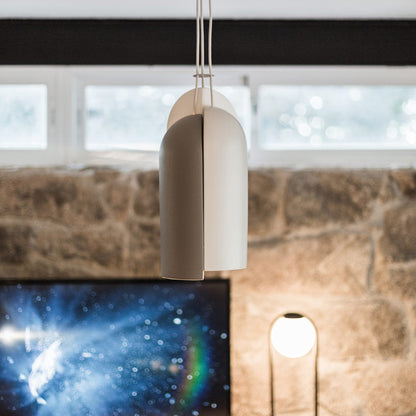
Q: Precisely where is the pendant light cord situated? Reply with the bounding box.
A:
[194,0,200,114]
[200,0,205,89]
[194,0,214,113]
[208,0,214,107]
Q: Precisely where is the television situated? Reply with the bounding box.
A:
[0,279,230,416]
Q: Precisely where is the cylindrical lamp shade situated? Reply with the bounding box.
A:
[159,88,247,280]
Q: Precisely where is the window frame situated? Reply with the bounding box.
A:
[0,65,415,168]
[0,66,60,165]
[247,65,416,168]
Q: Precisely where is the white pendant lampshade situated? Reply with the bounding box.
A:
[160,88,247,280]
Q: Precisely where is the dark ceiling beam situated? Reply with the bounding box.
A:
[0,19,415,65]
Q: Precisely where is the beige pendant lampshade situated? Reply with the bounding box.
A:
[159,88,247,280]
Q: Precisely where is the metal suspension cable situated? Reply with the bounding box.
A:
[208,0,214,106]
[194,0,200,114]
[194,0,214,111]
[200,0,205,88]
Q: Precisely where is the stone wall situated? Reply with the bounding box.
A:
[0,167,415,416]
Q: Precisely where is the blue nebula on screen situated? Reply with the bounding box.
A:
[0,281,229,416]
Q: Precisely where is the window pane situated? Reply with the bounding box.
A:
[0,85,47,149]
[216,86,251,147]
[258,86,416,149]
[85,85,250,151]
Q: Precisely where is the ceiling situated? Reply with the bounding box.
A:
[1,0,416,19]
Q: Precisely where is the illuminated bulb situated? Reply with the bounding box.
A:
[271,313,316,358]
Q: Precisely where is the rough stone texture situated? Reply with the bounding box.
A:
[1,167,416,416]
[127,218,161,276]
[0,170,107,225]
[380,202,416,262]
[374,262,416,302]
[248,170,284,237]
[134,170,160,217]
[233,232,371,298]
[316,300,409,360]
[0,219,34,264]
[103,180,133,221]
[358,361,416,416]
[285,170,383,228]
[320,361,416,416]
[390,169,416,198]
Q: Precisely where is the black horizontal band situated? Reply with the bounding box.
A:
[0,19,415,65]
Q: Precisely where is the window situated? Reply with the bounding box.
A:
[0,67,57,166]
[0,85,47,149]
[84,85,251,151]
[258,85,416,149]
[85,86,186,151]
[0,66,415,168]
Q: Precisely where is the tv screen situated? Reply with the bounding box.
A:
[0,279,230,416]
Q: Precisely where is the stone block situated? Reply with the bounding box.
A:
[0,170,107,225]
[0,220,34,263]
[285,170,382,227]
[92,168,121,183]
[248,170,283,237]
[232,232,371,298]
[319,362,364,416]
[315,300,409,360]
[380,202,416,262]
[358,361,416,416]
[320,361,416,416]
[72,224,126,268]
[390,169,416,198]
[33,223,77,260]
[103,181,133,220]
[32,222,126,270]
[374,263,416,302]
[127,218,160,276]
[134,171,159,217]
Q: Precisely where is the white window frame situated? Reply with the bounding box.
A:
[0,66,60,165]
[247,65,416,168]
[0,65,415,168]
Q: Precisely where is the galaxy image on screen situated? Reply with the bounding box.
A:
[0,280,230,416]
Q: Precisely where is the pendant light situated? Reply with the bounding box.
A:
[159,0,248,281]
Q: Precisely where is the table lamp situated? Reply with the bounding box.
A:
[269,312,318,416]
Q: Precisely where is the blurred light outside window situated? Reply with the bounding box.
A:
[85,85,251,151]
[258,85,416,149]
[0,85,47,149]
